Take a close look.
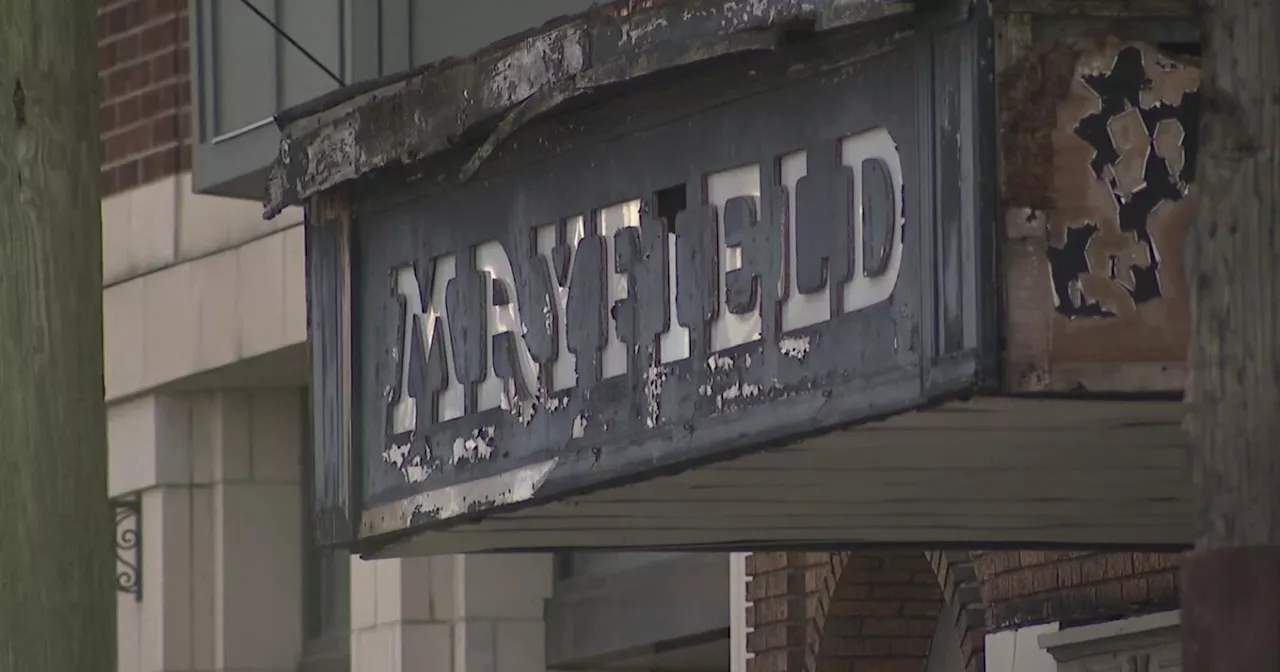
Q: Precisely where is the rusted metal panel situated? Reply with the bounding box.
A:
[998,21,1200,393]
[299,9,996,554]
[263,0,922,218]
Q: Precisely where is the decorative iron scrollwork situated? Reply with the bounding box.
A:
[113,497,141,601]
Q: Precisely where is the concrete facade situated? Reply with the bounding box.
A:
[99,2,563,671]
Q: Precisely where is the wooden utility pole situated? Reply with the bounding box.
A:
[1182,0,1280,669]
[0,0,113,670]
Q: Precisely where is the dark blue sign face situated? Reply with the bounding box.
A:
[319,26,990,543]
[380,127,904,473]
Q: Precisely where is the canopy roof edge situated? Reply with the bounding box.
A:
[262,0,925,218]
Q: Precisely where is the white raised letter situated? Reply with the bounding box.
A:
[391,257,463,435]
[659,231,690,363]
[536,216,587,392]
[475,241,538,412]
[842,128,905,313]
[707,164,763,352]
[779,150,830,332]
[599,200,641,379]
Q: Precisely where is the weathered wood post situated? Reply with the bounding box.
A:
[1181,0,1280,669]
[0,0,114,668]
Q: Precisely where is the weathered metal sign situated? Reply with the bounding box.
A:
[306,18,993,549]
[382,124,905,461]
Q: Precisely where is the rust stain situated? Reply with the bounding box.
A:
[999,40,1081,210]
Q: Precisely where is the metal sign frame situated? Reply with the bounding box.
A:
[305,9,996,551]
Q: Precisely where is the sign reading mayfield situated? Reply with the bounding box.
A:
[386,127,904,449]
[337,35,988,527]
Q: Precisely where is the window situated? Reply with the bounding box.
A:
[300,386,351,672]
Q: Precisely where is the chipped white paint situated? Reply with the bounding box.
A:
[452,426,497,465]
[715,381,764,413]
[779,335,811,360]
[620,13,670,46]
[300,117,361,211]
[383,442,411,469]
[484,25,587,108]
[363,458,560,533]
[721,378,757,401]
[642,364,669,428]
[405,456,431,483]
[707,354,734,372]
[383,441,433,484]
[504,378,538,426]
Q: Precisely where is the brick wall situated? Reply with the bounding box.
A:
[973,551,1181,632]
[747,551,983,672]
[98,0,191,197]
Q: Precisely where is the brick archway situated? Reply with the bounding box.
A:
[747,551,985,672]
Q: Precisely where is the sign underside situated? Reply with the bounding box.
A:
[365,397,1192,558]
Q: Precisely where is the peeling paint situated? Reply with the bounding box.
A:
[707,354,734,371]
[266,0,912,217]
[621,13,671,45]
[405,456,431,483]
[315,1,941,546]
[452,426,497,464]
[362,458,560,535]
[1003,36,1201,390]
[383,442,410,469]
[642,364,668,428]
[779,335,812,360]
[1037,40,1199,321]
[503,378,538,426]
[722,382,763,400]
[383,440,435,484]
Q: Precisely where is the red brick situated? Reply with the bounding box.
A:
[887,637,931,657]
[141,147,181,182]
[859,617,936,637]
[752,551,975,672]
[100,103,118,134]
[748,623,806,650]
[870,584,941,601]
[117,95,141,127]
[98,0,189,195]
[849,659,925,672]
[840,570,916,585]
[114,160,141,191]
[899,600,942,617]
[824,616,865,637]
[825,636,892,657]
[829,600,901,618]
